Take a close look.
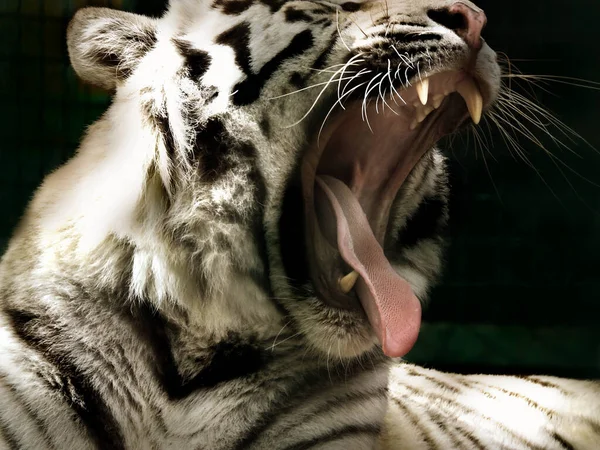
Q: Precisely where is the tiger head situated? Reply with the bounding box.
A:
[66,0,500,360]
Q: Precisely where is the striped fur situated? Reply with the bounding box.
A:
[0,0,598,448]
[385,364,600,450]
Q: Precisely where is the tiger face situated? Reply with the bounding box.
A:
[67,0,500,361]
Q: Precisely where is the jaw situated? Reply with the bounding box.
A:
[298,69,487,358]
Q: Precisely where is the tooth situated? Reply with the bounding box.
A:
[456,78,483,125]
[409,119,419,131]
[339,271,359,294]
[415,78,429,106]
[432,95,444,109]
[416,106,434,123]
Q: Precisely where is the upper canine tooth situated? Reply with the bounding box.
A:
[339,271,359,294]
[456,78,483,125]
[415,78,429,106]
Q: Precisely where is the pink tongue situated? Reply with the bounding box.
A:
[315,175,422,357]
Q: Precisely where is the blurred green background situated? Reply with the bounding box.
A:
[1,0,599,378]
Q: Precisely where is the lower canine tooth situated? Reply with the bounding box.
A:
[416,106,434,123]
[339,271,359,294]
[456,78,483,125]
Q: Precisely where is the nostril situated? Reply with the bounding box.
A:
[428,2,487,50]
[427,9,467,33]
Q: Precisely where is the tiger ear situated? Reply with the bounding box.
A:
[67,7,158,90]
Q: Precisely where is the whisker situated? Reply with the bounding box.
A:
[501,74,600,90]
[266,331,304,351]
[283,64,350,128]
[341,67,371,101]
[336,9,352,52]
[269,75,358,100]
[318,81,368,140]
[362,72,384,132]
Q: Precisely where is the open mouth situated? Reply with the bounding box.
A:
[301,70,485,358]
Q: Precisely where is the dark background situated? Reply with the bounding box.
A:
[1,0,599,378]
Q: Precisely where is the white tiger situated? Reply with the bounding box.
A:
[0,0,598,449]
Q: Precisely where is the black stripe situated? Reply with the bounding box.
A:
[214,0,288,14]
[0,374,55,449]
[232,373,321,449]
[259,0,286,12]
[482,383,553,416]
[0,414,20,450]
[172,337,268,397]
[452,424,486,450]
[232,359,385,450]
[312,32,338,72]
[5,308,125,450]
[403,385,546,450]
[412,152,436,196]
[383,31,442,44]
[146,106,177,162]
[423,401,487,450]
[194,117,258,183]
[284,7,313,23]
[340,2,361,12]
[173,39,213,81]
[393,397,438,449]
[402,377,484,450]
[405,367,460,394]
[372,17,428,27]
[216,23,253,80]
[234,28,314,104]
[551,432,575,450]
[313,17,330,26]
[259,114,272,138]
[514,376,568,393]
[278,173,311,293]
[217,23,314,105]
[282,424,381,450]
[395,196,447,248]
[272,387,387,437]
[424,408,466,450]
[129,305,270,399]
[287,31,336,93]
[389,152,435,226]
[289,72,306,89]
[212,0,254,15]
[158,113,177,161]
[246,199,273,298]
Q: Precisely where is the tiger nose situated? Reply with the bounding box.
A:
[429,2,487,51]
